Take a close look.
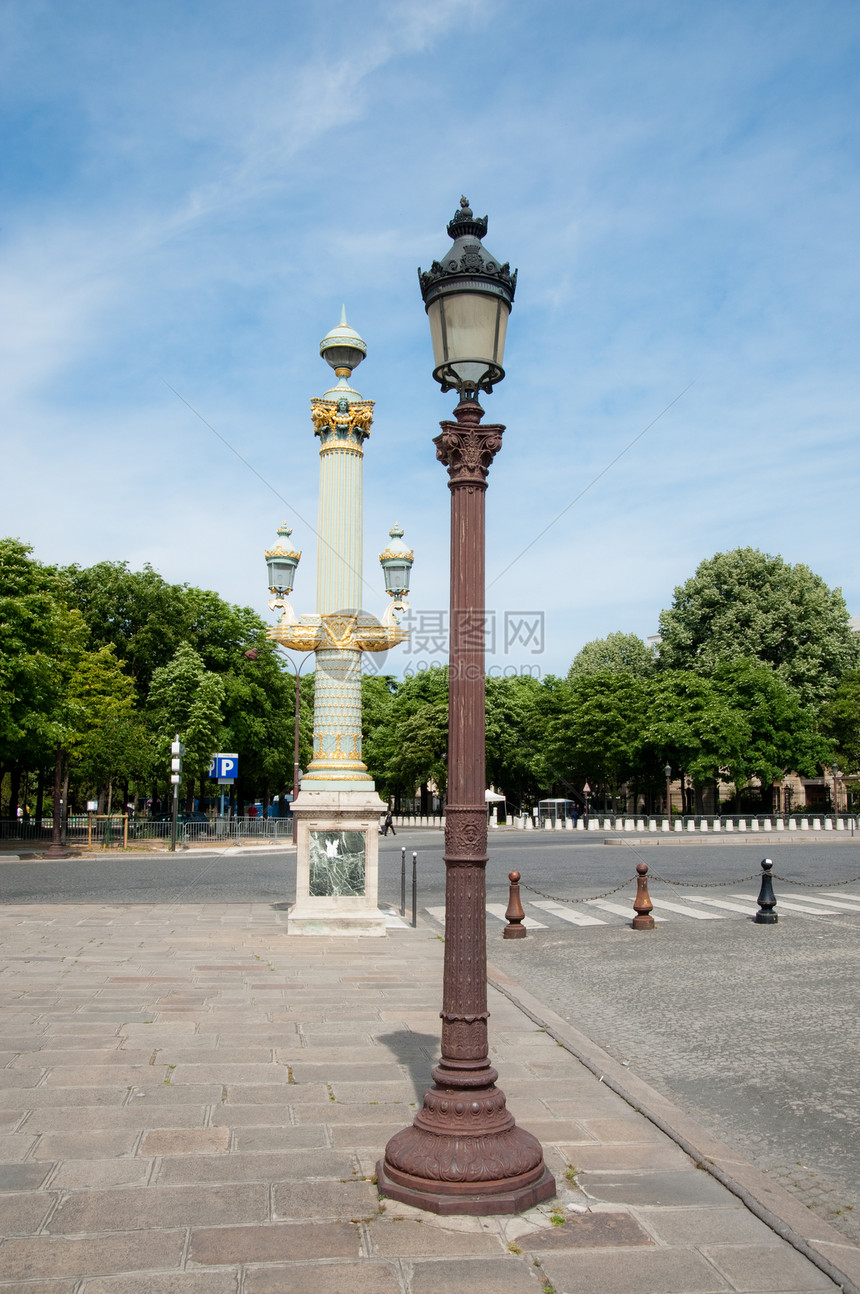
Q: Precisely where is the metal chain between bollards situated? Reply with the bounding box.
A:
[771,871,860,889]
[519,866,860,909]
[518,877,634,905]
[647,871,762,888]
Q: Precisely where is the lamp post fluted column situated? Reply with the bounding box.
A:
[378,396,553,1214]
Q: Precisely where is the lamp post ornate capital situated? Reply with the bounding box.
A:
[434,400,505,488]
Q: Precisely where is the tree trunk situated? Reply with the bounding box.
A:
[35,767,45,833]
[61,758,70,844]
[9,762,21,828]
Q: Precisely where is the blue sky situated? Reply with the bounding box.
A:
[2,0,858,679]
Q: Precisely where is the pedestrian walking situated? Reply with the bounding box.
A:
[381,810,396,837]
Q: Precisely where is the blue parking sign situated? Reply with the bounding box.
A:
[210,753,239,781]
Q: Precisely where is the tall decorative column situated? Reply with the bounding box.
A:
[267,310,410,935]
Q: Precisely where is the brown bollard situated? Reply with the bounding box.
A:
[503,870,528,939]
[632,861,655,929]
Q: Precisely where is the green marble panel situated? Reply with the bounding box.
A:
[308,829,366,896]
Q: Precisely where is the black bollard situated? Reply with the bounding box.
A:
[754,858,778,924]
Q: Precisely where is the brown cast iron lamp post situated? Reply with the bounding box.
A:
[377,198,555,1214]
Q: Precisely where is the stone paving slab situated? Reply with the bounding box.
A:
[0,902,856,1294]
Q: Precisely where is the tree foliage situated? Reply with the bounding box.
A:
[658,548,860,708]
[567,632,654,680]
[148,643,225,782]
[821,669,860,773]
[543,672,650,794]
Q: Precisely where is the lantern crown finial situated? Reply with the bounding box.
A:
[446,196,489,241]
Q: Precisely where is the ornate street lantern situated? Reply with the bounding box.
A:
[379,525,413,602]
[418,196,516,397]
[265,523,301,598]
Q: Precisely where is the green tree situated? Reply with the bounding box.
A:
[567,632,654,680]
[657,548,860,708]
[542,672,650,800]
[820,669,860,773]
[65,645,146,814]
[61,561,184,696]
[485,674,544,810]
[644,671,750,808]
[148,643,225,808]
[0,539,89,817]
[711,659,825,792]
[364,667,448,802]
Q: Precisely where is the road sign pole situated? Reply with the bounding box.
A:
[170,783,179,853]
[169,735,185,854]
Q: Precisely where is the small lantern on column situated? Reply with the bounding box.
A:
[379,524,413,617]
[265,524,301,623]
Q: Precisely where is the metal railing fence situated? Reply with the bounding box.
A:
[0,815,294,846]
[516,812,859,834]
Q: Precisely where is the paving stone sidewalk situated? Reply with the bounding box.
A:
[1,903,858,1294]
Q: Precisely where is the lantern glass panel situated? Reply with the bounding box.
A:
[384,564,410,595]
[428,292,509,385]
[267,556,296,593]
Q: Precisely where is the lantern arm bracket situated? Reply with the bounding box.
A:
[380,598,409,630]
[266,596,300,626]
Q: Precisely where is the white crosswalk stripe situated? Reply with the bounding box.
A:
[531,900,606,926]
[821,892,860,907]
[680,896,761,915]
[485,903,548,929]
[729,894,839,916]
[586,899,664,919]
[787,894,860,913]
[649,899,724,920]
[423,891,860,931]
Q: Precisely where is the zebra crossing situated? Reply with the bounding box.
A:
[425,889,860,931]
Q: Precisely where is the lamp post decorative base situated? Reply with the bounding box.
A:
[377,1070,555,1214]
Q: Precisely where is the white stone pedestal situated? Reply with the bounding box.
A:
[288,788,388,936]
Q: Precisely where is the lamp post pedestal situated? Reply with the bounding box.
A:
[378,398,555,1215]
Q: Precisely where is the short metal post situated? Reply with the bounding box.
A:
[401,846,407,919]
[632,861,655,929]
[411,851,417,928]
[755,858,778,924]
[169,783,179,853]
[503,870,527,938]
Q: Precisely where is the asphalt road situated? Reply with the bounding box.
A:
[3,830,860,1242]
[4,827,860,909]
